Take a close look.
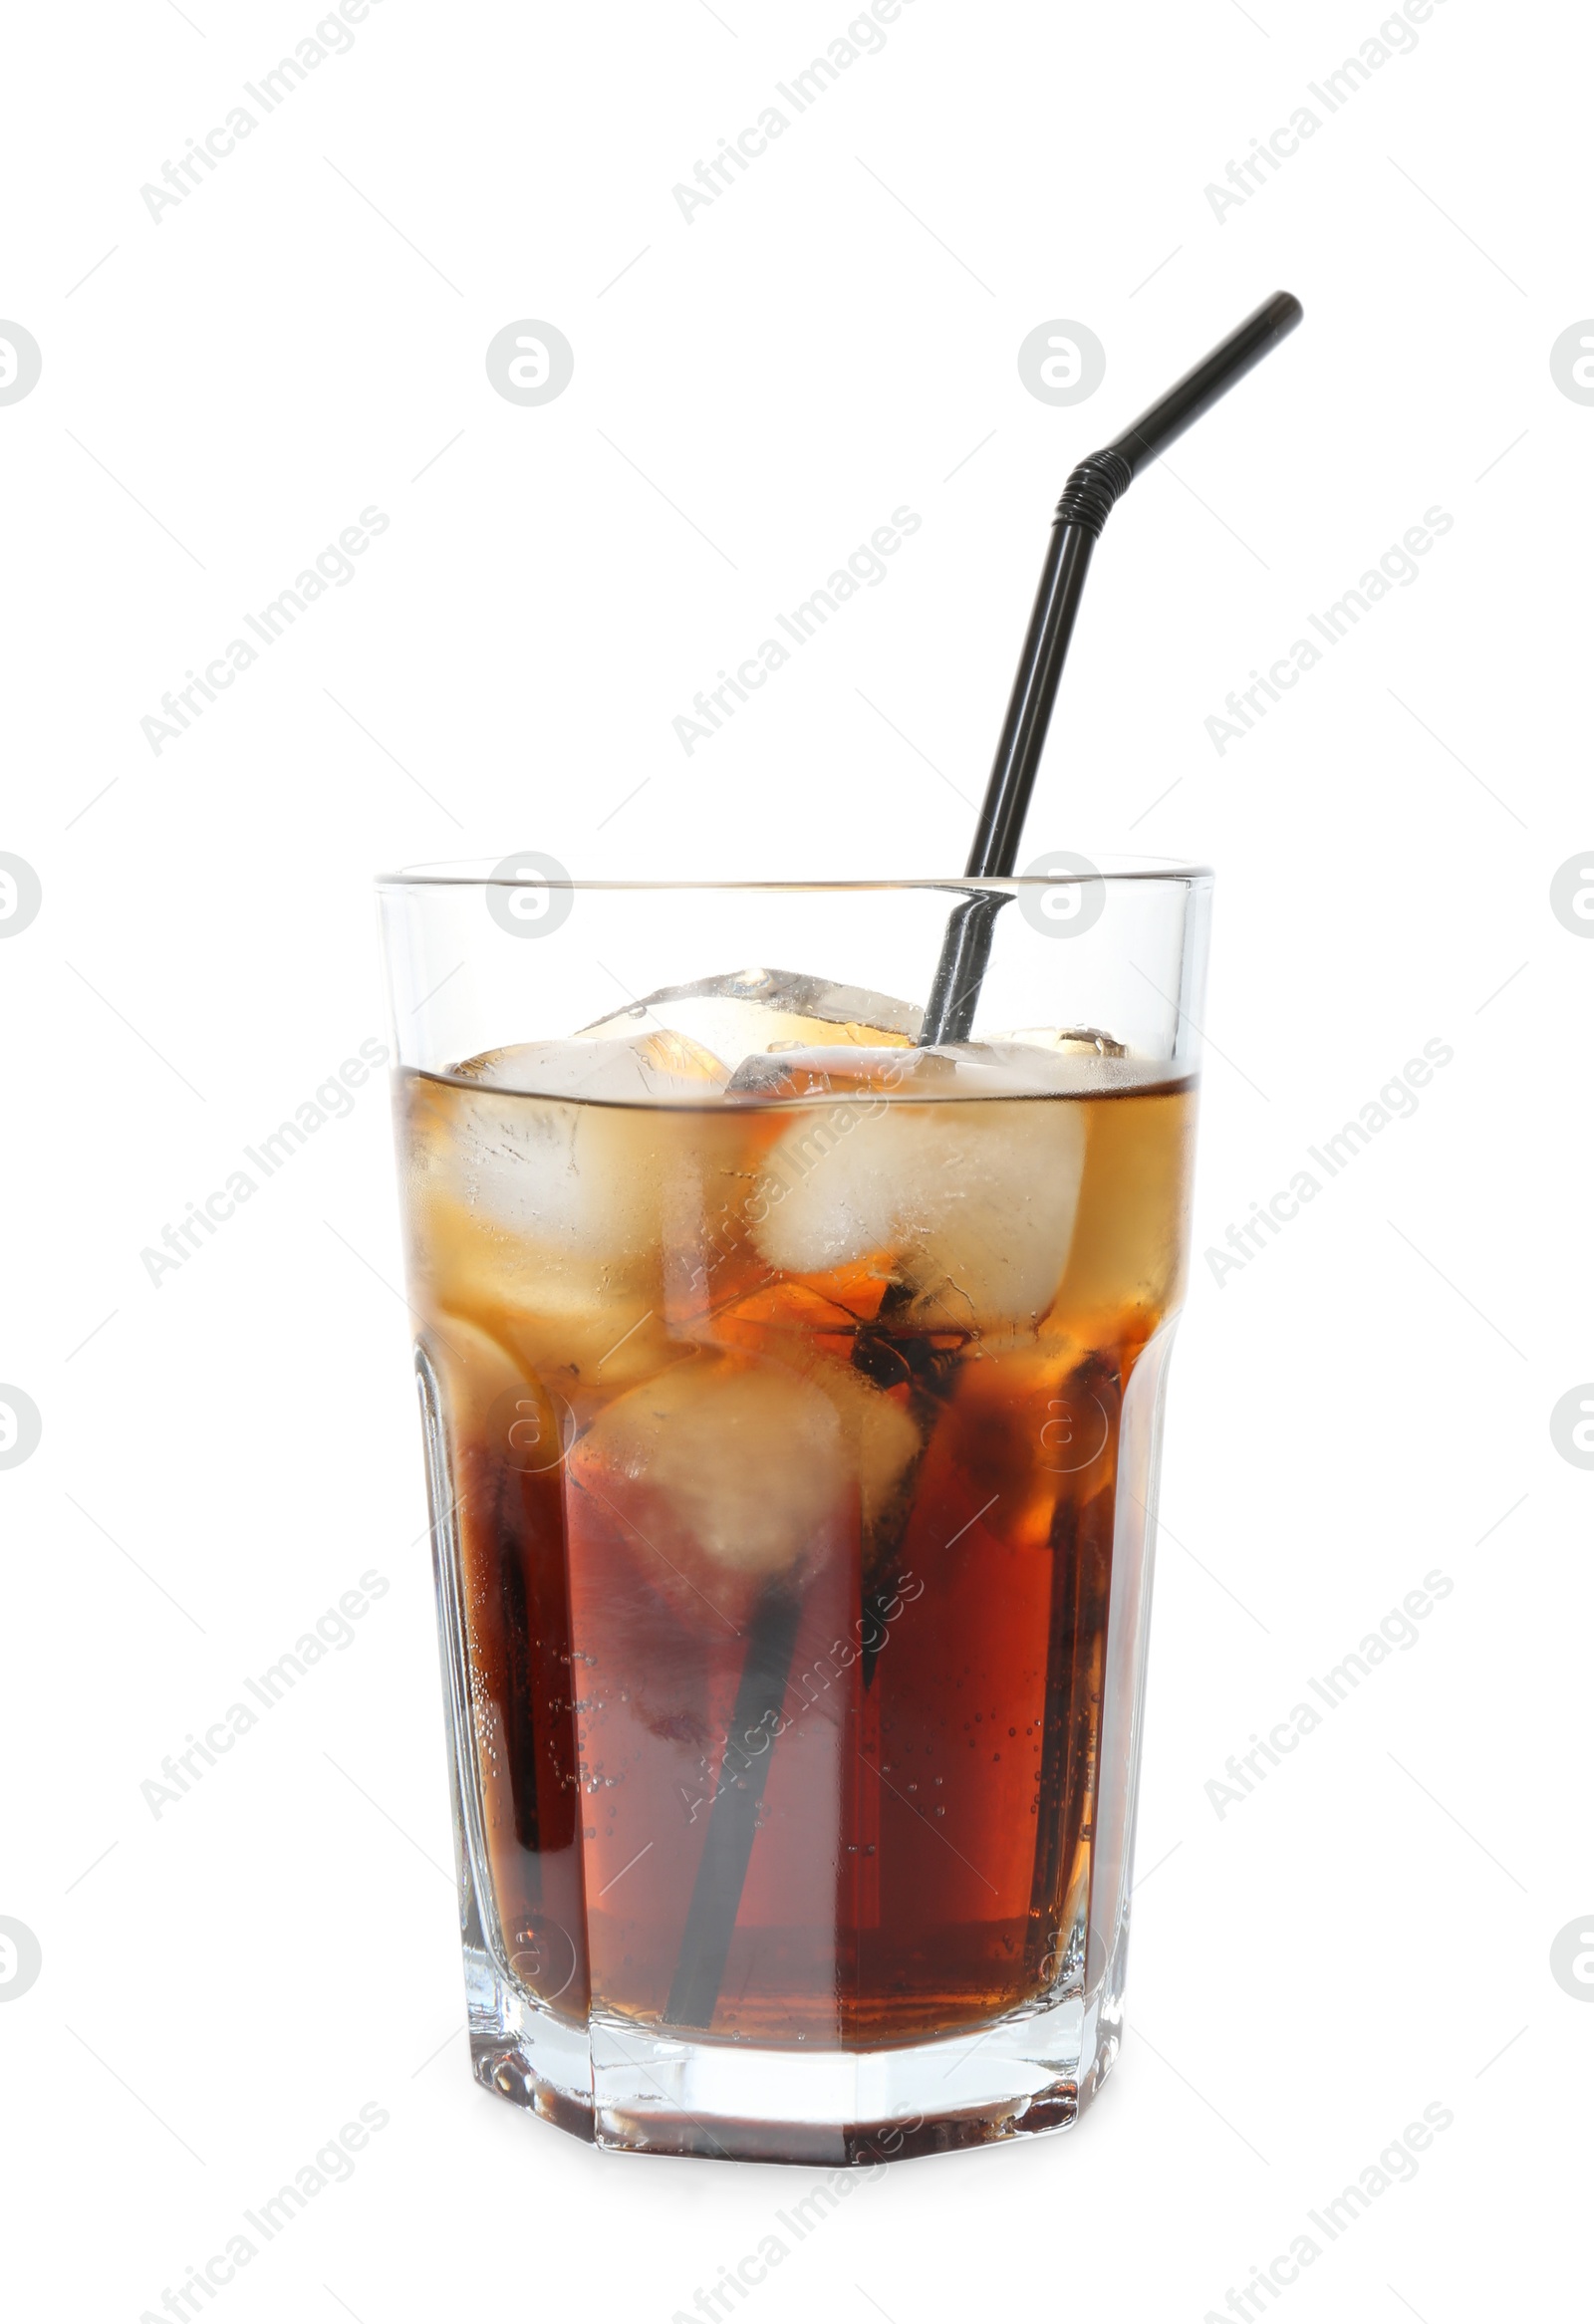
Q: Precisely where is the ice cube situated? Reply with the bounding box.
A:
[696,1282,922,1541]
[987,1025,1127,1059]
[975,1043,1183,1097]
[903,1100,1086,1323]
[576,966,920,1078]
[411,1032,728,1269]
[567,1354,851,1627]
[407,1067,648,1256]
[400,1066,677,1386]
[749,1087,1087,1330]
[453,1029,728,1101]
[419,1311,576,1474]
[416,1306,524,1409]
[724,1044,932,1099]
[730,1036,1170,1102]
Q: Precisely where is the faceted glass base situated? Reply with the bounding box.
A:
[463,1937,1121,2165]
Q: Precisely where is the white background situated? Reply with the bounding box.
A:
[2,1,1588,2318]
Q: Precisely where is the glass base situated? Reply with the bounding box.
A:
[464,1938,1121,2165]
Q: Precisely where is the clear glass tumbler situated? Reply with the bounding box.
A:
[379,863,1210,2165]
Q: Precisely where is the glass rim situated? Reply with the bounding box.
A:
[377,855,1214,893]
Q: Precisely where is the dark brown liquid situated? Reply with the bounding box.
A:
[400,1060,1194,2046]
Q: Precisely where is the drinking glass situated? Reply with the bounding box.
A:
[379,862,1210,2164]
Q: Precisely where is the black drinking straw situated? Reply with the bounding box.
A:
[665,1588,802,2030]
[919,289,1304,1046]
[666,291,1304,2033]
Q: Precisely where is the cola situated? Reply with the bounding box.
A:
[396,976,1194,2052]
